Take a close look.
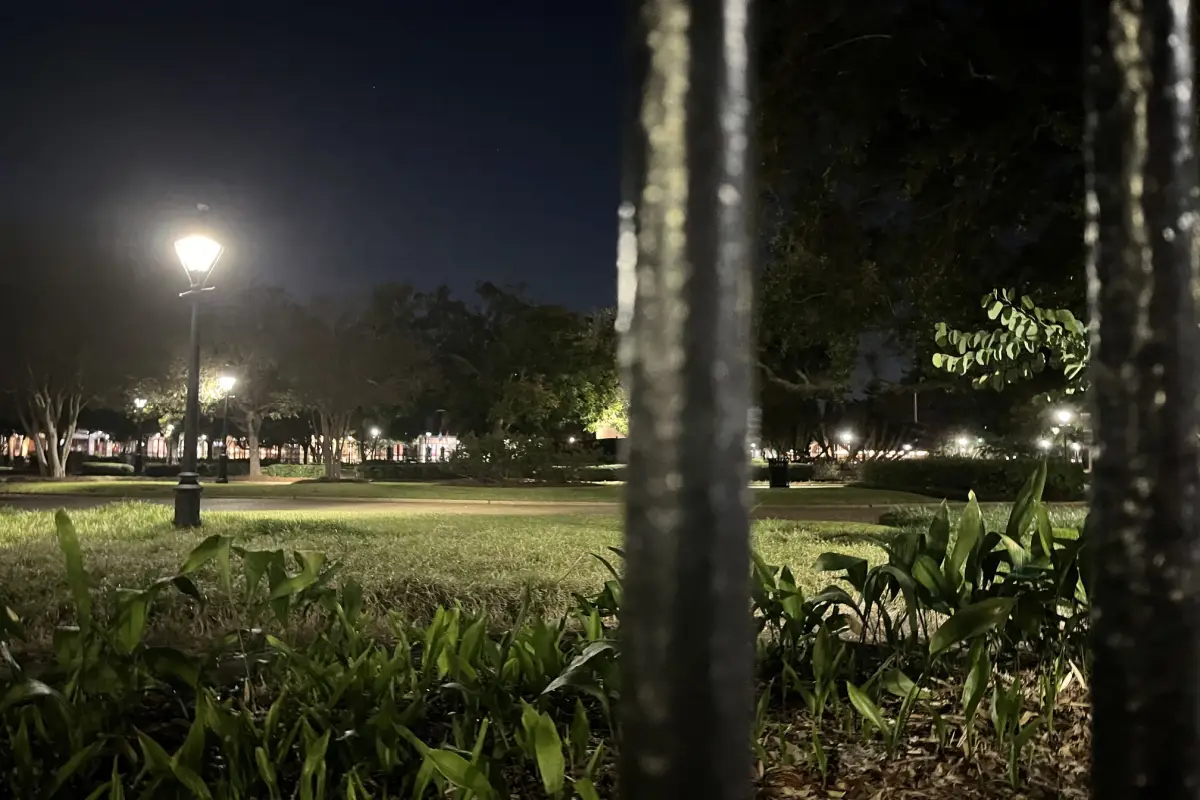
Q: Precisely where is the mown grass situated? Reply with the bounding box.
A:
[0,478,933,505]
[0,502,897,652]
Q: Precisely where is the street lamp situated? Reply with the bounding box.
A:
[173,232,223,527]
[369,426,382,460]
[1037,438,1053,452]
[133,398,148,474]
[216,375,237,484]
[1053,407,1075,425]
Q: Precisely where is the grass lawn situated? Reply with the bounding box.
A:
[0,502,897,652]
[0,478,933,506]
[0,499,1088,655]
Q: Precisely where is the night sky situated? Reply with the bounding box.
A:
[0,2,622,309]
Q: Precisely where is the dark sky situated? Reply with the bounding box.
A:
[0,2,622,309]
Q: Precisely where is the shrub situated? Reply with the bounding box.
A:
[358,460,463,481]
[143,463,180,478]
[262,463,328,479]
[860,456,1085,501]
[80,461,134,476]
[749,462,816,483]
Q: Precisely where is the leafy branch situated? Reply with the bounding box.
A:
[931,290,1089,393]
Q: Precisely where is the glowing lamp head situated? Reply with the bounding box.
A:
[838,429,855,444]
[1053,408,1074,425]
[218,375,237,393]
[902,443,913,452]
[175,235,223,278]
[1037,439,1052,451]
[370,427,382,438]
[568,436,577,444]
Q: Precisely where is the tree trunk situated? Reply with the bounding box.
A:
[317,411,349,480]
[246,410,263,477]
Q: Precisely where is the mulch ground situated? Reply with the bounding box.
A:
[758,686,1090,799]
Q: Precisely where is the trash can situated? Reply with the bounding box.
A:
[767,458,790,489]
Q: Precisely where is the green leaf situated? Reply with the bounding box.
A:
[814,553,868,591]
[962,639,991,724]
[946,492,983,585]
[115,589,150,653]
[1006,461,1047,544]
[51,741,103,793]
[54,511,92,631]
[570,699,591,764]
[1,678,62,713]
[987,301,1004,320]
[180,534,233,596]
[846,682,891,737]
[574,778,602,800]
[931,353,946,368]
[922,502,950,563]
[143,647,201,688]
[543,641,616,695]
[427,749,495,797]
[881,669,928,700]
[912,555,955,605]
[930,598,1017,655]
[532,711,566,795]
[136,729,174,774]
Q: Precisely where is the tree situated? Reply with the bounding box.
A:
[756,0,1085,436]
[208,286,299,477]
[288,289,428,479]
[412,285,621,437]
[0,227,174,476]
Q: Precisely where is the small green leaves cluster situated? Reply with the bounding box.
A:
[932,289,1089,392]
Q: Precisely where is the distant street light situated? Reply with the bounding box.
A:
[370,426,382,438]
[568,436,577,444]
[1037,439,1053,451]
[173,231,224,527]
[1054,407,1075,425]
[902,443,913,452]
[369,427,382,460]
[216,375,237,484]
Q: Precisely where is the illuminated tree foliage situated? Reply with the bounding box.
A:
[931,289,1089,393]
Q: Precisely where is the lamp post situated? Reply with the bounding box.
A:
[216,375,236,484]
[173,233,224,528]
[369,426,381,461]
[837,429,855,461]
[133,398,148,474]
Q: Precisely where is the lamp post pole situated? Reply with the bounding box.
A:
[133,398,147,475]
[217,391,231,484]
[171,230,223,529]
[175,297,204,525]
[215,376,236,484]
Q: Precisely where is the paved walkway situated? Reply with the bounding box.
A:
[0,494,892,524]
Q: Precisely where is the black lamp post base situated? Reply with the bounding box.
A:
[216,454,229,484]
[173,473,203,528]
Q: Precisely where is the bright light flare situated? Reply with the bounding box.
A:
[175,235,223,275]
[1053,407,1074,425]
[370,427,382,438]
[218,375,237,393]
[838,429,855,444]
[1037,439,1052,451]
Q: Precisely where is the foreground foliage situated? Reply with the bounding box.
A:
[0,464,1089,797]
